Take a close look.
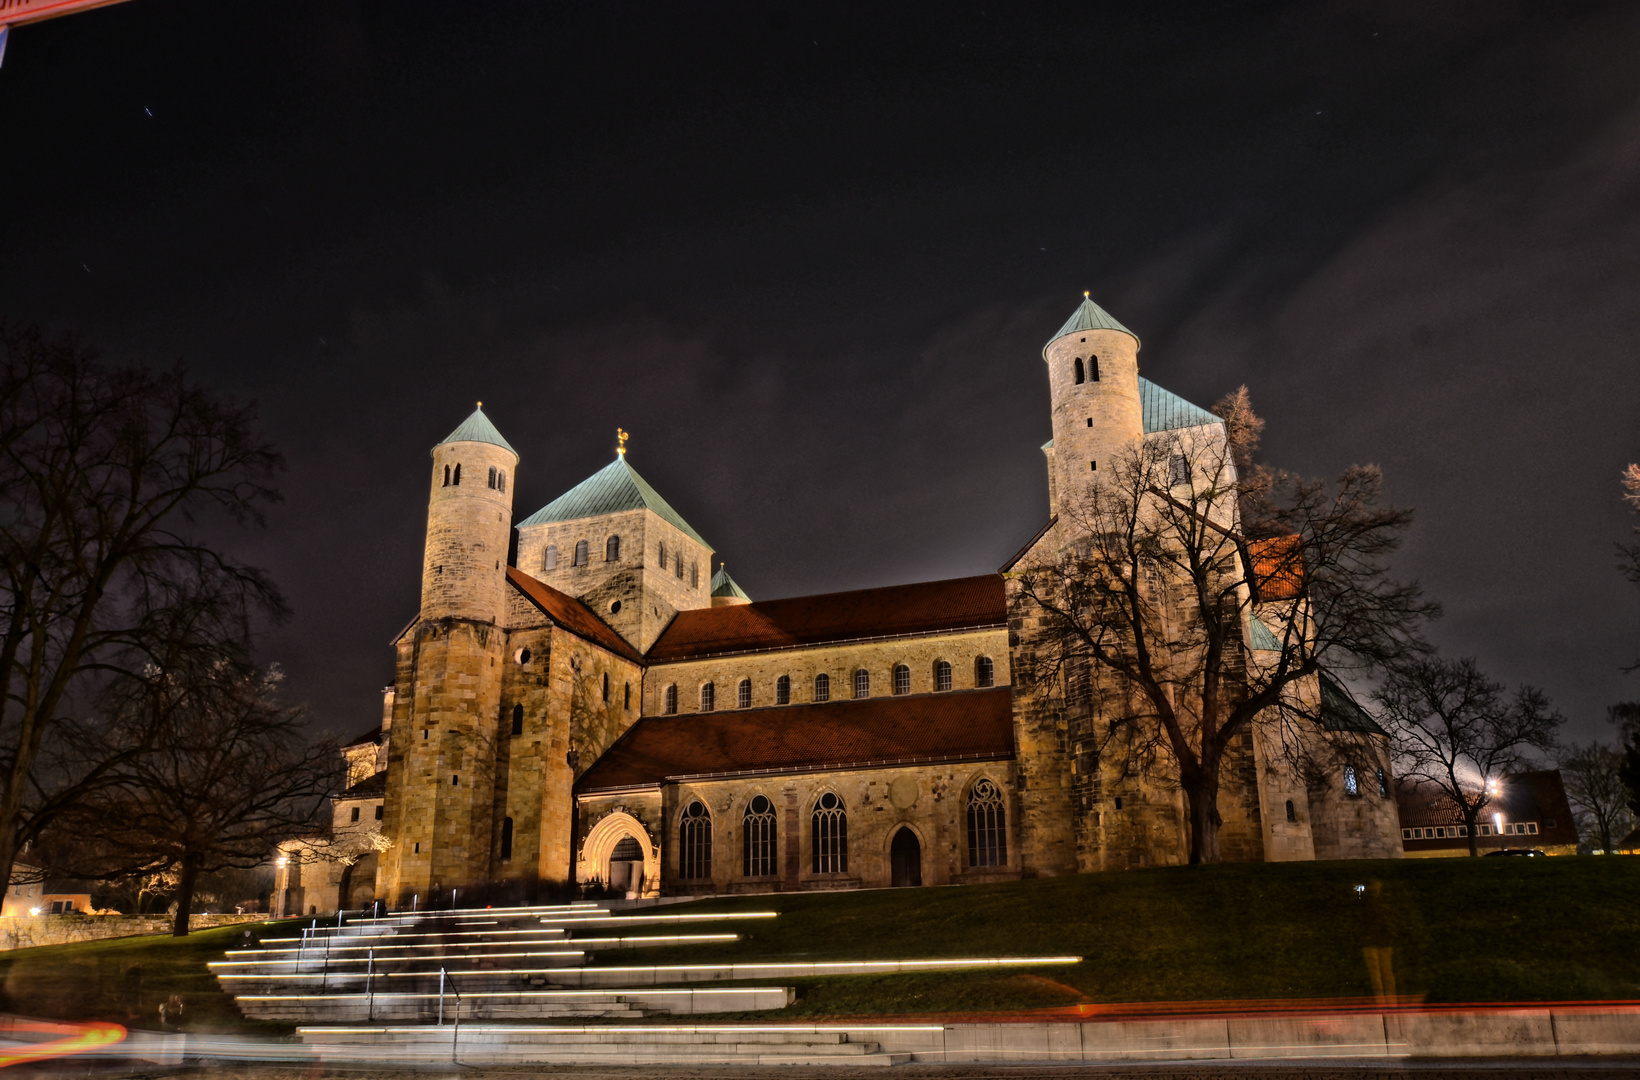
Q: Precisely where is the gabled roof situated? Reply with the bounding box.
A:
[576,687,1015,792]
[1044,295,1138,355]
[507,567,644,662]
[1249,616,1282,651]
[1139,377,1221,433]
[710,565,751,601]
[1249,535,1304,600]
[1318,672,1388,736]
[1038,379,1219,453]
[518,457,710,547]
[647,575,1007,662]
[436,406,517,456]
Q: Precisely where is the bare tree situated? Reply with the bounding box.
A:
[48,661,338,935]
[1009,403,1432,863]
[0,323,284,898]
[1374,656,1562,856]
[1611,701,1640,822]
[1559,741,1634,853]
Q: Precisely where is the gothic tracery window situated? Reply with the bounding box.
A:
[742,795,776,876]
[811,791,848,874]
[967,778,1007,867]
[678,800,712,879]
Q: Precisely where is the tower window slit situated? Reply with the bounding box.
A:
[1090,356,1100,381]
[1074,357,1085,384]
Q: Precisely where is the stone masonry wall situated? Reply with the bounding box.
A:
[1046,326,1142,522]
[423,440,516,625]
[642,628,1010,716]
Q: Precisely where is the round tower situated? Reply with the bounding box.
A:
[421,404,519,625]
[1044,293,1143,517]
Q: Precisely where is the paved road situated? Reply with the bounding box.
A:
[83,1061,1640,1079]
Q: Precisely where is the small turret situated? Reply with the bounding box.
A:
[421,404,518,625]
[1043,294,1142,518]
[710,564,752,607]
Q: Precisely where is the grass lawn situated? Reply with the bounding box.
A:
[0,858,1637,1031]
[627,857,1640,1017]
[0,919,304,1035]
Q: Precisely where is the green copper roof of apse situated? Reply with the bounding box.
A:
[1249,616,1282,651]
[435,406,517,456]
[1043,295,1139,356]
[518,457,711,547]
[1319,672,1388,736]
[710,565,751,601]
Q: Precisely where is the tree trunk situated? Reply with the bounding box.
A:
[172,856,201,937]
[1184,774,1224,864]
[1466,810,1479,857]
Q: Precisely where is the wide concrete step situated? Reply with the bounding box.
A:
[237,986,795,1021]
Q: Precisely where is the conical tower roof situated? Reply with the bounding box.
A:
[518,456,710,547]
[435,404,517,456]
[1042,293,1139,357]
[710,564,751,602]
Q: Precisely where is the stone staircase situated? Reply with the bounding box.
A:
[213,901,1078,1066]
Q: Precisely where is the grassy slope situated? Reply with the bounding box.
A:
[1,859,1637,1030]
[0,920,303,1034]
[623,858,1640,1017]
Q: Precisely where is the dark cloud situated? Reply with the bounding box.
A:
[2,1,1637,740]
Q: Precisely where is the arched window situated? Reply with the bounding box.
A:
[674,555,684,579]
[602,672,610,702]
[1343,765,1360,796]
[1089,355,1100,382]
[737,679,752,709]
[1169,454,1190,487]
[1376,768,1390,798]
[853,669,870,699]
[574,540,589,567]
[700,682,715,712]
[776,675,790,705]
[1074,357,1085,384]
[975,656,995,688]
[658,541,668,568]
[934,660,952,692]
[606,535,621,561]
[811,792,848,874]
[967,778,1007,867]
[452,463,461,485]
[664,684,678,715]
[892,664,910,695]
[500,816,514,861]
[814,673,830,702]
[497,469,506,492]
[511,704,524,737]
[690,561,699,588]
[1285,799,1297,823]
[442,464,451,487]
[487,466,497,489]
[743,795,776,876]
[543,545,558,571]
[678,801,712,879]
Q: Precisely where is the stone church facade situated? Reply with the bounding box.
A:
[366,296,1400,908]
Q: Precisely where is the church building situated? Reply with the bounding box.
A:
[369,296,1401,907]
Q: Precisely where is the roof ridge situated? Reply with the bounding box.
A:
[1043,295,1139,356]
[517,457,710,547]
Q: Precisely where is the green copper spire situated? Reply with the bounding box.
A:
[710,564,751,601]
[435,403,517,456]
[1043,292,1139,357]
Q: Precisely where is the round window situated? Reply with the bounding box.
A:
[750,795,771,815]
[517,648,532,665]
[610,600,622,614]
[819,792,840,810]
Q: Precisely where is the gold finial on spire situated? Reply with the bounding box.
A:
[477,400,483,408]
[616,428,629,457]
[1083,291,1090,299]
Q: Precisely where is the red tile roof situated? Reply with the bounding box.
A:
[646,575,1006,661]
[507,567,644,662]
[1394,770,1579,851]
[576,687,1015,792]
[1249,535,1304,600]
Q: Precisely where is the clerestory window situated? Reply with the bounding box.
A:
[776,675,791,705]
[606,535,621,561]
[543,545,558,571]
[664,684,678,715]
[700,682,715,712]
[853,669,870,699]
[892,664,910,696]
[814,673,830,702]
[975,656,995,688]
[934,660,952,692]
[574,540,589,567]
[737,678,752,709]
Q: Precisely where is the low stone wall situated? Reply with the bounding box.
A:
[0,912,273,951]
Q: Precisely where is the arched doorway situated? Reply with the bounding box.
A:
[607,835,645,898]
[890,827,922,887]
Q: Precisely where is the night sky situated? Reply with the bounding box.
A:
[3,2,1637,743]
